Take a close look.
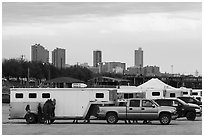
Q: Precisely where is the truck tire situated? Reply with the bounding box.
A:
[106,113,118,124]
[25,113,37,124]
[159,113,171,125]
[186,111,196,121]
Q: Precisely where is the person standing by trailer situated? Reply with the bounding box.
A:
[25,104,31,124]
[43,99,53,124]
[37,103,43,123]
[52,99,56,118]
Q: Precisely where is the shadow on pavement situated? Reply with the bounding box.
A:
[3,121,179,126]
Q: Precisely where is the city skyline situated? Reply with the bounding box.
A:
[2,2,202,75]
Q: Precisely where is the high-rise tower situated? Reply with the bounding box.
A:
[52,48,66,69]
[134,47,143,68]
[31,44,49,63]
[93,50,102,67]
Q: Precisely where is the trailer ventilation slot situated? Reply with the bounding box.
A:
[96,93,104,98]
[29,93,37,98]
[42,93,50,98]
[152,92,160,96]
[15,93,23,98]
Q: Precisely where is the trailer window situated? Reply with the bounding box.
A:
[152,92,160,96]
[29,93,37,98]
[42,93,50,98]
[170,93,175,97]
[183,92,188,95]
[192,92,198,96]
[124,93,133,99]
[96,93,104,98]
[15,93,23,98]
[124,94,128,99]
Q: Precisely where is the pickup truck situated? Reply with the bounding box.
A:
[97,98,178,125]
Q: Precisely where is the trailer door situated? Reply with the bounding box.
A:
[76,90,90,117]
[54,90,78,117]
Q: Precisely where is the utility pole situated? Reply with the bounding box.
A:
[27,67,30,87]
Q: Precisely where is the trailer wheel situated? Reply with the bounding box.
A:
[25,113,37,124]
[186,111,196,121]
[159,113,171,125]
[106,112,118,124]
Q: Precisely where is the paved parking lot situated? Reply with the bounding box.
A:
[2,104,202,135]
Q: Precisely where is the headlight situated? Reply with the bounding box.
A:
[195,109,201,113]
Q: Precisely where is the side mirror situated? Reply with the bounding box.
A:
[152,105,156,108]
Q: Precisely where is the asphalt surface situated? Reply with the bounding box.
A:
[2,103,202,135]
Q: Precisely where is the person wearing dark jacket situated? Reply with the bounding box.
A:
[37,103,43,123]
[25,104,31,124]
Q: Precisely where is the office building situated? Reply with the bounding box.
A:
[31,44,49,63]
[125,65,160,76]
[143,66,160,76]
[135,47,143,68]
[99,62,126,74]
[52,48,66,69]
[93,50,102,67]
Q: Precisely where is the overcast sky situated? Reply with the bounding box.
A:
[2,2,202,75]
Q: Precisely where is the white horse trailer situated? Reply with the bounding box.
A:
[164,89,183,98]
[9,88,117,123]
[141,89,165,99]
[192,89,202,101]
[117,87,165,100]
[179,87,192,97]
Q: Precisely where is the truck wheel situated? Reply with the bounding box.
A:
[106,113,118,124]
[159,113,171,125]
[25,113,37,124]
[186,112,196,121]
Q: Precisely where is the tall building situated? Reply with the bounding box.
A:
[31,44,49,63]
[93,50,102,67]
[135,47,143,68]
[52,48,66,69]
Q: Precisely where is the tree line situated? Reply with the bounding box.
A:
[2,58,93,82]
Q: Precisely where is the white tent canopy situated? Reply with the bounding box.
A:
[136,78,178,90]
